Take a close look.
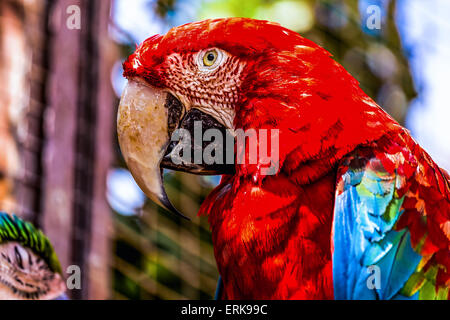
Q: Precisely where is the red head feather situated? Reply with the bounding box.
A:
[123,18,403,181]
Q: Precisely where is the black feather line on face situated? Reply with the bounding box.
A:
[0,212,61,274]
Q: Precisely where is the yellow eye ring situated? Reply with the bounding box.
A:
[203,49,218,66]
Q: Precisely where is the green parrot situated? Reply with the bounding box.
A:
[0,212,67,300]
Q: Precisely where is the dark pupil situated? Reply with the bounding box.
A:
[207,53,215,61]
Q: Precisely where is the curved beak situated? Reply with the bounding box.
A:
[117,79,233,219]
[117,80,188,219]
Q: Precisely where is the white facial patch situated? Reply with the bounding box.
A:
[0,242,66,300]
[164,49,245,131]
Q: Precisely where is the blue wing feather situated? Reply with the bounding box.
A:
[332,153,422,300]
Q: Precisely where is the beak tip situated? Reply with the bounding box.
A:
[158,194,191,221]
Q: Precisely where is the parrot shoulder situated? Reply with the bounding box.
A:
[332,132,450,299]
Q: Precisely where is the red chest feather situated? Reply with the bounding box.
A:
[201,172,336,299]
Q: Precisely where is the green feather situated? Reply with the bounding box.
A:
[0,212,62,274]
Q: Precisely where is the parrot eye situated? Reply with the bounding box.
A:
[197,48,225,71]
[203,49,218,66]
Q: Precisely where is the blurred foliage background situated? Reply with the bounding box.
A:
[0,0,448,299]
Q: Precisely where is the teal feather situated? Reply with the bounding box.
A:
[377,231,422,299]
[333,154,422,300]
[0,212,62,274]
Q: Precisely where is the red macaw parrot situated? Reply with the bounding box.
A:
[117,18,450,300]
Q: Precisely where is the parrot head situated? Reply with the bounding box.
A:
[118,18,397,218]
[0,212,67,300]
